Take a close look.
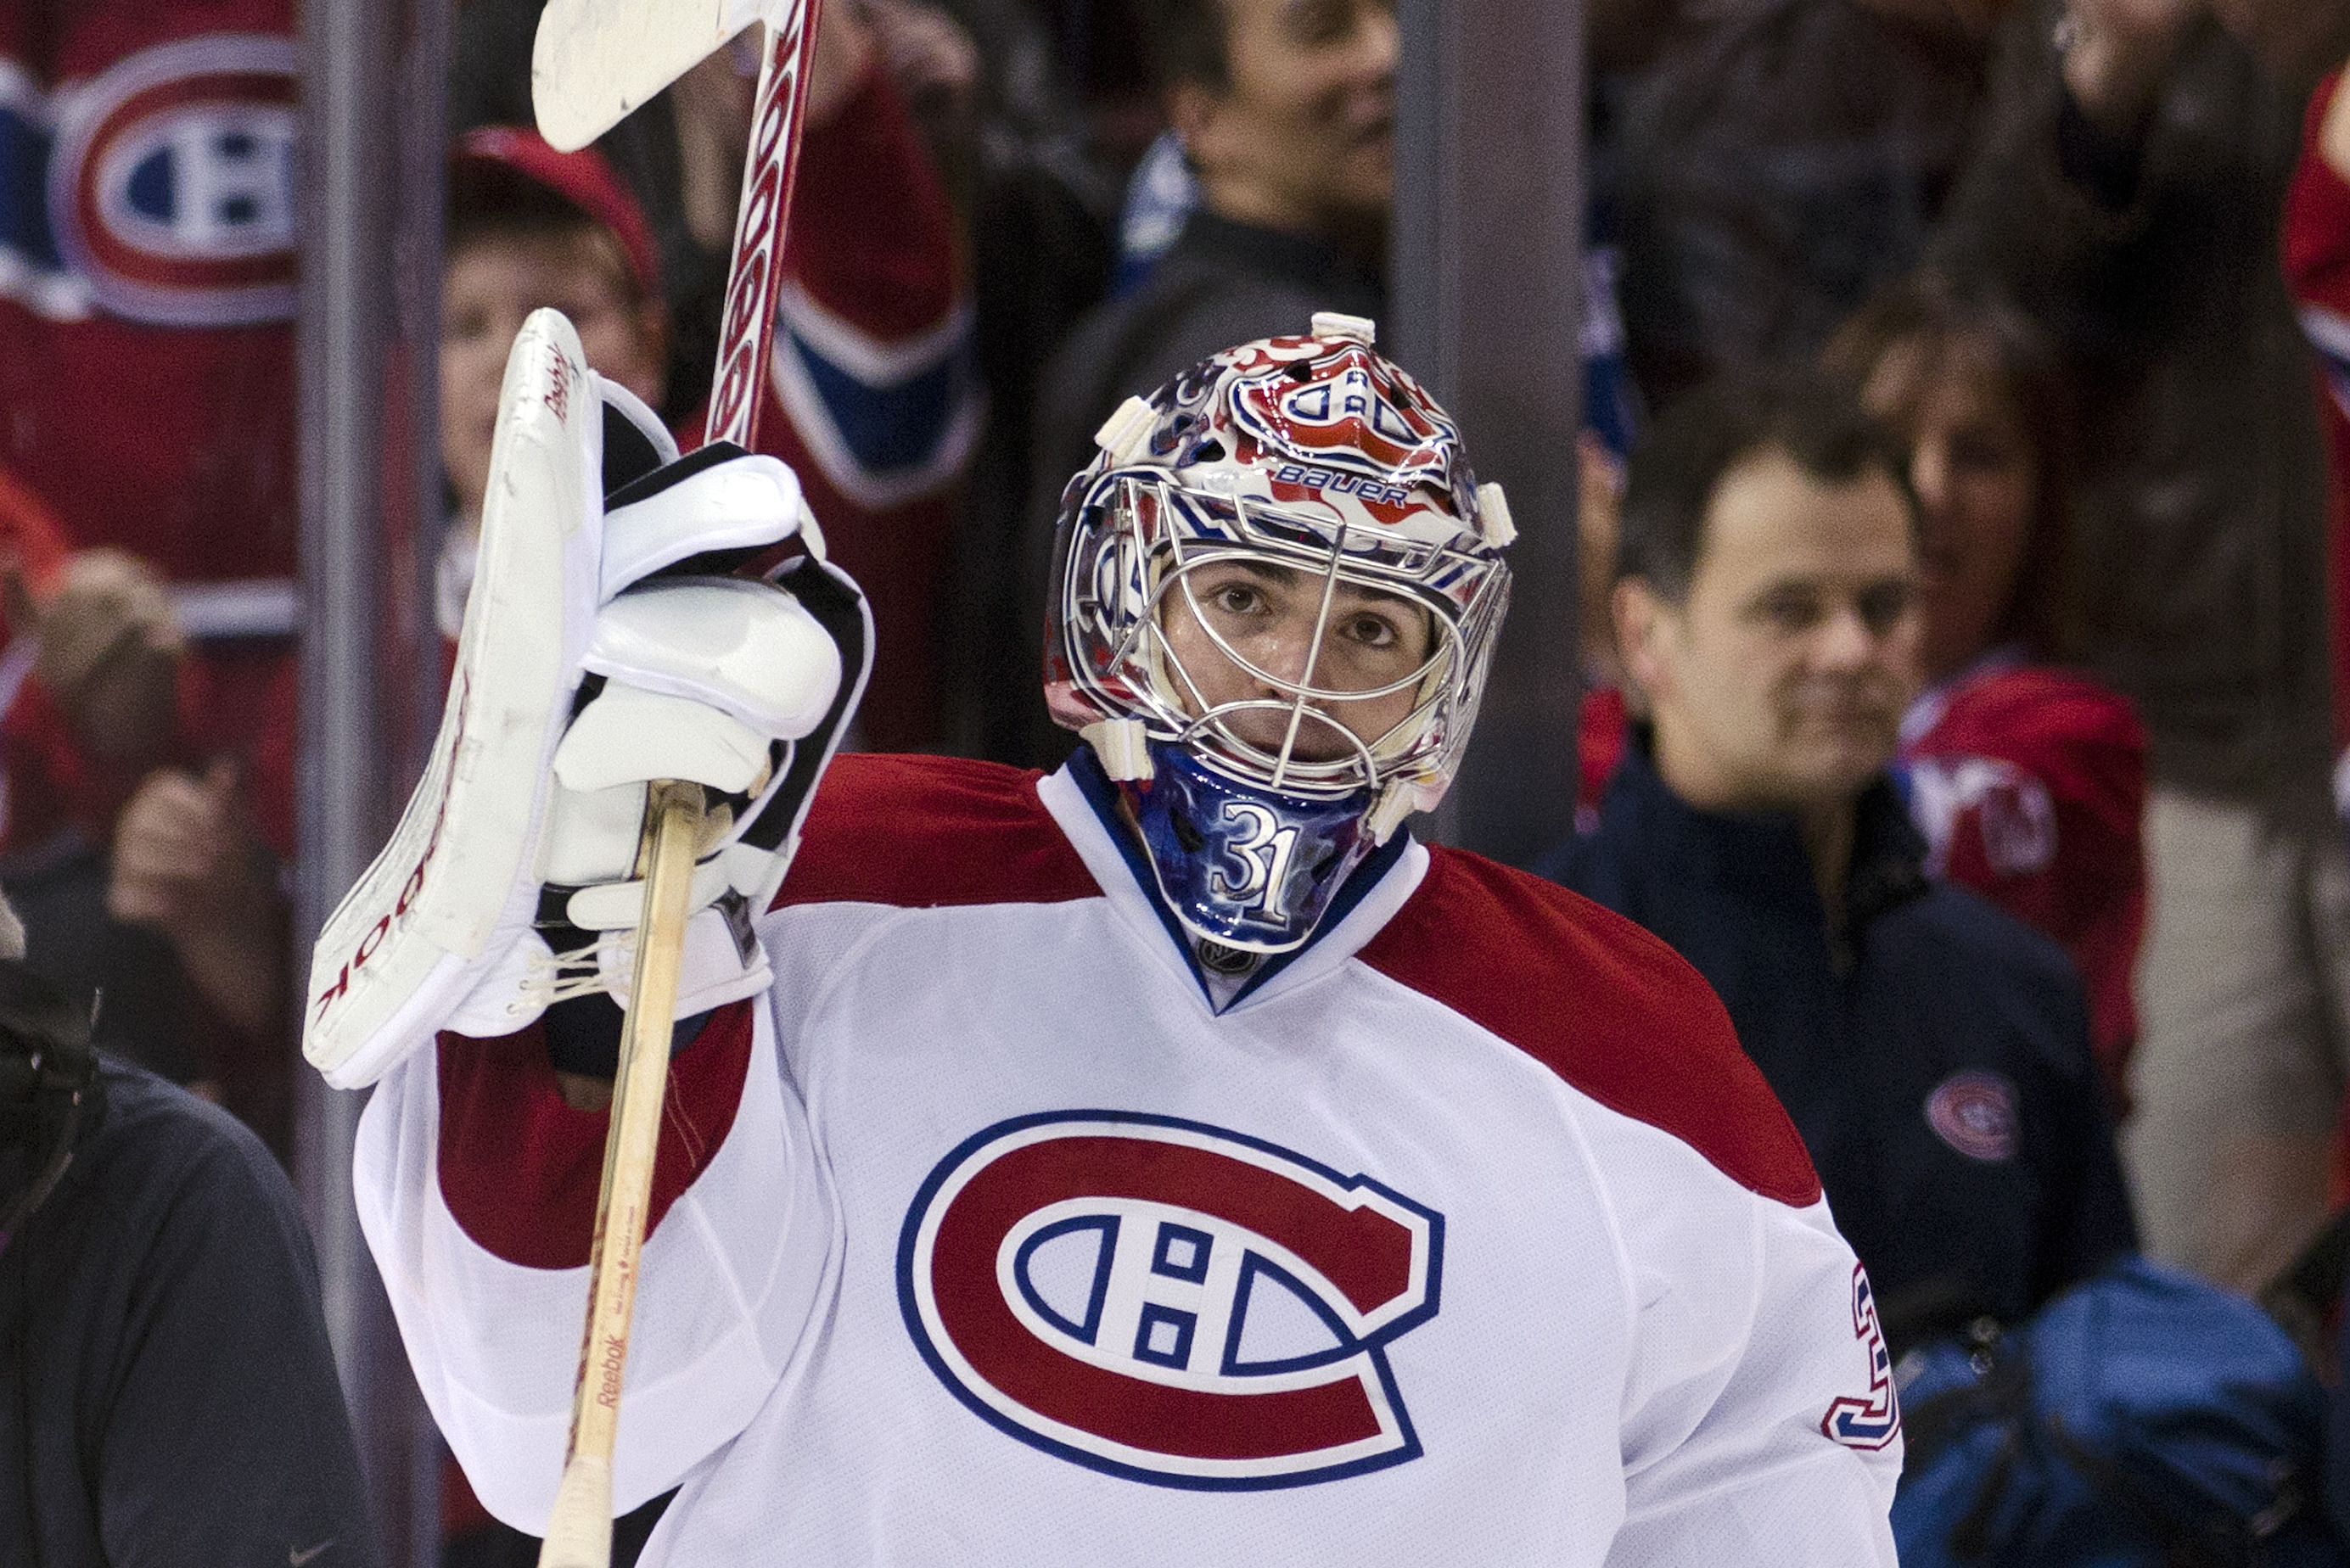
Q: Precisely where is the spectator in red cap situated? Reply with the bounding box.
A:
[438,129,670,642]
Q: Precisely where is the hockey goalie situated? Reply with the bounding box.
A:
[305,308,1902,1563]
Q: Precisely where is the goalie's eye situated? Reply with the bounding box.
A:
[1209,580,1270,619]
[1336,608,1401,650]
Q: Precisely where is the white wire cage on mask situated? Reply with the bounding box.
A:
[1049,464,1512,809]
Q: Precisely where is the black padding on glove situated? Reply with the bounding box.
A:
[542,994,714,1080]
[603,440,748,509]
[738,556,870,855]
[602,401,670,498]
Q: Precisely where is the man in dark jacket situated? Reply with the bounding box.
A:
[0,889,380,1566]
[1543,375,2135,1351]
[1013,0,1394,764]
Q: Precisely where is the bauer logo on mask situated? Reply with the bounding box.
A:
[899,1112,1444,1490]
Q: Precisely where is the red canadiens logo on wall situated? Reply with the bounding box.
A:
[50,35,300,327]
[897,1112,1444,1489]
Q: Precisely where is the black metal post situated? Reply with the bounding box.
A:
[296,0,448,1559]
[1392,0,1584,868]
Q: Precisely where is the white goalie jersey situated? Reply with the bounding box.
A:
[356,753,1902,1565]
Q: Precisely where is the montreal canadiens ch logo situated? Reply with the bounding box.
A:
[1231,345,1458,491]
[897,1111,1444,1490]
[49,36,300,327]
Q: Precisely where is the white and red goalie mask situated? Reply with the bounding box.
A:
[1044,314,1513,830]
[1042,316,1513,955]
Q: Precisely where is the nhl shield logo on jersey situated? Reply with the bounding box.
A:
[897,1111,1444,1489]
[48,35,300,328]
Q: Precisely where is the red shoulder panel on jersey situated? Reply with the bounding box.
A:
[774,753,1102,911]
[1359,848,1822,1207]
[437,1001,756,1269]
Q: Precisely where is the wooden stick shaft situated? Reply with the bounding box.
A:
[538,781,706,1568]
[704,0,825,452]
[536,7,825,1559]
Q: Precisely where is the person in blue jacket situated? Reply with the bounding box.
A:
[1540,372,2136,1354]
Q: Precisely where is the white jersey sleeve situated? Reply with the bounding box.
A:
[1608,1188,1901,1565]
[351,1000,837,1532]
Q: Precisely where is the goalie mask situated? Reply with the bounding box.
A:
[1044,314,1513,956]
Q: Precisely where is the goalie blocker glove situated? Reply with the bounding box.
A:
[304,309,872,1089]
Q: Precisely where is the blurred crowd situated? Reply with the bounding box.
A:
[11,0,2350,1557]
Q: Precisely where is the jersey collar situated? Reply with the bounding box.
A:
[1037,755,1428,1016]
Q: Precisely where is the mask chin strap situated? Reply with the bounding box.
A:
[1366,781,1418,844]
[1083,718,1154,782]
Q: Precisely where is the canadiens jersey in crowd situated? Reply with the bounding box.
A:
[360,753,1902,1565]
[0,0,299,606]
[2287,72,2350,762]
[680,64,976,751]
[1898,652,2147,1095]
[0,0,302,852]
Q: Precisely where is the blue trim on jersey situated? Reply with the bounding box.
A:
[1012,1214,1119,1345]
[1221,1252,1369,1376]
[0,99,59,274]
[1066,748,1409,1011]
[787,326,970,472]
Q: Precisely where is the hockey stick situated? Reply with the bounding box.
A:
[537,781,704,1568]
[529,3,823,1563]
[533,0,822,447]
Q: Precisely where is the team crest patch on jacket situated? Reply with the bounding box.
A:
[897,1110,1444,1489]
[24,35,300,327]
[1925,1070,2019,1162]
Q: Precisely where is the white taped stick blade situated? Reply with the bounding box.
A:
[533,0,784,150]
